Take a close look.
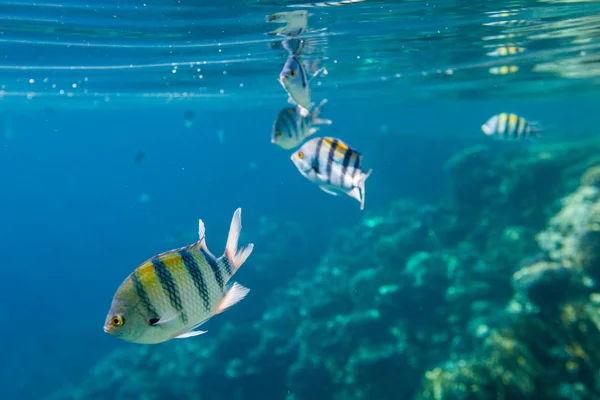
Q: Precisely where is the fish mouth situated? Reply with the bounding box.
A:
[103,325,114,334]
[481,124,493,135]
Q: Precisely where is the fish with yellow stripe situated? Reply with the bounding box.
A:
[481,113,542,140]
[104,208,254,344]
[291,137,372,210]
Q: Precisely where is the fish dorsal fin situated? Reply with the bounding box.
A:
[322,137,361,165]
[192,219,208,251]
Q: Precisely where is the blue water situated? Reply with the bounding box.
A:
[1,0,600,399]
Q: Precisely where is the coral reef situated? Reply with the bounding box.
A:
[48,139,600,400]
[418,159,600,399]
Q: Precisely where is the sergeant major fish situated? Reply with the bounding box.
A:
[279,55,324,113]
[291,137,372,210]
[481,113,541,140]
[272,98,332,150]
[103,208,254,344]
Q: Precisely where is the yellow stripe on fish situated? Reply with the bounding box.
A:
[487,46,525,57]
[104,208,254,344]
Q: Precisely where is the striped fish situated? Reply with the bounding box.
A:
[287,0,365,7]
[279,54,324,112]
[103,208,254,344]
[265,10,309,37]
[481,113,542,140]
[291,137,373,210]
[272,99,332,150]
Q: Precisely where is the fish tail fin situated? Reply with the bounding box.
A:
[357,169,373,210]
[224,208,254,273]
[311,98,333,126]
[528,120,545,138]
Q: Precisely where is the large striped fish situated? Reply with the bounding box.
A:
[103,208,254,344]
[291,137,373,210]
[481,113,542,140]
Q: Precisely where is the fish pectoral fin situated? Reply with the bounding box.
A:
[319,186,339,196]
[175,330,208,339]
[151,310,181,326]
[216,282,250,314]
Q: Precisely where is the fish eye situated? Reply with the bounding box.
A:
[290,70,296,77]
[277,131,283,137]
[297,152,304,159]
[111,315,124,327]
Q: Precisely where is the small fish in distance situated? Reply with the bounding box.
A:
[481,113,542,140]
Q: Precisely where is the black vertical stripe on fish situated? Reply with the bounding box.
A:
[283,109,296,139]
[131,270,159,321]
[340,148,353,185]
[179,250,212,312]
[313,137,324,173]
[296,57,308,88]
[325,139,339,183]
[152,258,188,324]
[514,116,522,138]
[200,248,225,290]
[220,253,233,276]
